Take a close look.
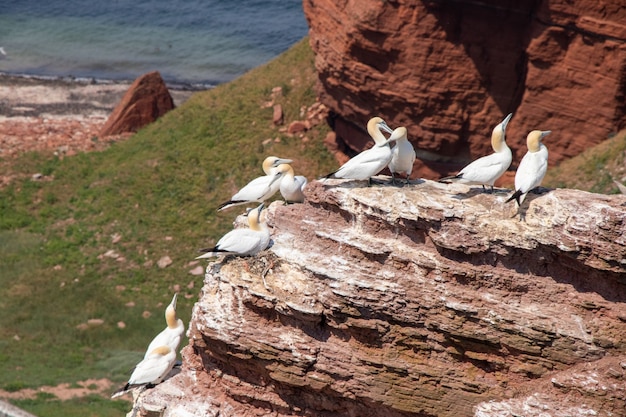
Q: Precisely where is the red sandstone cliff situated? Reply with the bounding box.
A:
[303,0,626,182]
[133,180,626,417]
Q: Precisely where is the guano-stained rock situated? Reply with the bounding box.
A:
[135,179,626,417]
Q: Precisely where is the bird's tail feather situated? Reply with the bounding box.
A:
[439,174,462,183]
[505,189,522,205]
[111,383,131,399]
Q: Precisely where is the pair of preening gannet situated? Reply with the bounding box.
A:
[323,117,414,184]
[440,113,552,207]
[218,156,307,210]
[112,293,184,398]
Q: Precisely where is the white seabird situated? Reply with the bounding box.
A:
[322,116,396,183]
[111,345,177,399]
[275,163,307,203]
[197,203,270,259]
[387,126,415,184]
[440,113,513,192]
[217,156,292,211]
[506,130,552,206]
[144,293,185,358]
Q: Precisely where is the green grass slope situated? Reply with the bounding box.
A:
[0,37,335,415]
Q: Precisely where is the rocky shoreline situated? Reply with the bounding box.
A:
[0,73,195,160]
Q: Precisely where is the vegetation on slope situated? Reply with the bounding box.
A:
[0,37,335,415]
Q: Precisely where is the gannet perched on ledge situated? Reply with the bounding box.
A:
[111,345,176,399]
[387,126,414,184]
[275,163,307,203]
[145,293,184,357]
[322,117,396,183]
[440,113,513,192]
[197,203,270,259]
[112,294,184,399]
[218,156,292,211]
[506,130,551,206]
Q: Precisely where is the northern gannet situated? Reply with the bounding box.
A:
[197,203,270,259]
[506,130,551,206]
[387,126,415,184]
[111,345,177,398]
[275,163,307,203]
[144,293,185,358]
[440,113,513,192]
[217,156,292,211]
[322,117,395,183]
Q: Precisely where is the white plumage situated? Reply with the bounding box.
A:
[323,117,395,182]
[144,293,185,358]
[441,113,513,191]
[197,203,270,259]
[276,164,307,203]
[506,130,551,206]
[111,345,177,398]
[111,294,184,399]
[218,156,292,211]
[387,126,415,184]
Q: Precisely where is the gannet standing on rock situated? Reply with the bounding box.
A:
[217,156,293,211]
[322,117,396,184]
[387,126,415,184]
[274,163,307,203]
[111,294,184,399]
[197,203,270,259]
[144,293,185,357]
[440,113,513,192]
[506,130,552,206]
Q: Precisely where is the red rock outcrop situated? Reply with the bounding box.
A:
[99,71,174,137]
[133,179,626,417]
[303,0,626,182]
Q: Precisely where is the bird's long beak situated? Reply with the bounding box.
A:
[268,171,283,188]
[501,113,513,131]
[171,293,178,310]
[540,130,552,139]
[274,158,293,166]
[379,122,394,135]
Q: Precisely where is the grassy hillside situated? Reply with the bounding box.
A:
[543,129,626,194]
[0,37,336,415]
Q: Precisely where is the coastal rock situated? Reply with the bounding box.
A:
[99,71,174,137]
[134,179,626,417]
[303,0,626,181]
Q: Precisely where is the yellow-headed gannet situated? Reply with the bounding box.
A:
[197,203,270,259]
[440,113,513,192]
[274,163,307,203]
[111,345,177,398]
[506,130,551,206]
[387,127,415,184]
[322,117,396,184]
[217,156,292,211]
[144,293,185,358]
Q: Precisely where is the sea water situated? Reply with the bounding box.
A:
[0,0,308,87]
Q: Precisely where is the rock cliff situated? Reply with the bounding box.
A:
[134,179,626,417]
[302,0,626,182]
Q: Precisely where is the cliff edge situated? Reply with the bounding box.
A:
[133,179,626,417]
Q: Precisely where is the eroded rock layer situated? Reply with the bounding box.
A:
[136,179,626,417]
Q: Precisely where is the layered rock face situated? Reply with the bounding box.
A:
[303,0,626,181]
[135,180,626,417]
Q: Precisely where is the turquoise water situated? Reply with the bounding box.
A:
[0,0,308,87]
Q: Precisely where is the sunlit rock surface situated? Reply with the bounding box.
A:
[136,179,626,417]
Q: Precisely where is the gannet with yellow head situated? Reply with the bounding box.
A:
[272,163,308,203]
[440,113,513,192]
[506,129,551,206]
[217,156,293,211]
[322,117,397,183]
[144,293,185,358]
[387,127,415,184]
[197,203,270,259]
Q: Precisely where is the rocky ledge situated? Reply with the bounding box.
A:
[135,179,626,417]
